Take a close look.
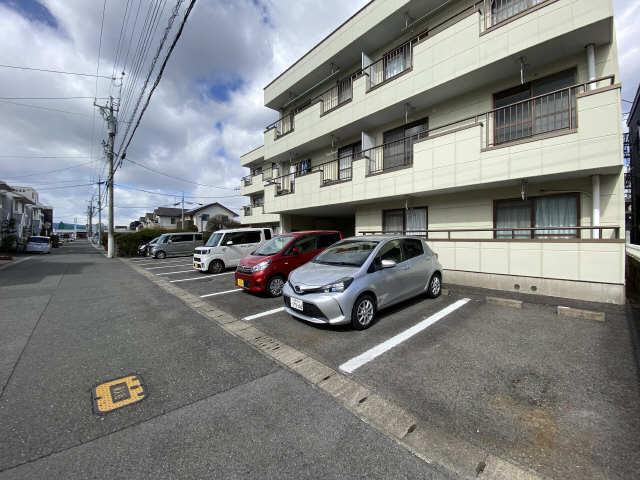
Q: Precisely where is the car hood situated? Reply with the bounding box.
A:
[289,262,361,288]
[238,254,274,267]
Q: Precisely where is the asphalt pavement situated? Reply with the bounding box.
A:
[0,241,447,479]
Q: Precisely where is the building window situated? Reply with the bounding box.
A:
[383,207,428,236]
[170,217,176,225]
[381,118,428,172]
[494,194,579,239]
[491,0,546,25]
[294,159,310,176]
[493,69,576,145]
[337,142,361,181]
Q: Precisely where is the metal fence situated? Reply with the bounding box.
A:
[364,42,412,89]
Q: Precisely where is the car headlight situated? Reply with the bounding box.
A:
[321,277,353,293]
[251,260,271,272]
[198,248,209,254]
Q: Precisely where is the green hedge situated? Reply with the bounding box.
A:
[100,229,212,257]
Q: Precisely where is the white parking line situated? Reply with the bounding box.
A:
[169,272,233,283]
[243,307,285,321]
[156,270,199,276]
[145,264,192,270]
[200,289,242,298]
[339,298,470,374]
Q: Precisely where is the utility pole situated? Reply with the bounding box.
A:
[97,182,103,242]
[181,192,184,229]
[88,199,93,239]
[96,97,117,258]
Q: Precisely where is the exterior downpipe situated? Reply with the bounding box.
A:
[592,174,600,239]
[586,43,596,90]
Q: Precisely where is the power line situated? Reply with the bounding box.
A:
[0,63,114,79]
[117,0,197,171]
[0,154,89,158]
[126,158,235,190]
[2,160,95,179]
[37,183,97,191]
[115,183,241,199]
[0,96,110,100]
[119,0,182,155]
[0,99,91,116]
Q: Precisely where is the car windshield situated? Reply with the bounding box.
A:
[28,237,49,244]
[158,235,169,244]
[148,237,159,245]
[253,235,293,256]
[312,240,379,267]
[205,232,224,247]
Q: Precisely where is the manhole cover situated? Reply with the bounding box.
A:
[92,374,147,414]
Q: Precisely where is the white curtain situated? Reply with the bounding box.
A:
[535,196,577,238]
[496,200,531,238]
[406,208,427,236]
[383,210,404,233]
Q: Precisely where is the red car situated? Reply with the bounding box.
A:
[234,230,343,297]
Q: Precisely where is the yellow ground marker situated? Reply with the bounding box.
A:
[92,374,147,414]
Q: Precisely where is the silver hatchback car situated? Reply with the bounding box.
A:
[283,235,442,330]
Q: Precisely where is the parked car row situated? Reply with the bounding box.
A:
[139,228,443,330]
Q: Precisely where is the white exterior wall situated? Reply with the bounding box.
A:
[264,0,614,160]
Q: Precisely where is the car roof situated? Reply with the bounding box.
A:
[286,230,341,236]
[164,232,200,235]
[214,227,268,233]
[343,235,423,242]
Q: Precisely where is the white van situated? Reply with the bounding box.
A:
[193,228,272,274]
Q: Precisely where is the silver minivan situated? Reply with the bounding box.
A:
[193,227,272,274]
[151,232,204,259]
[283,235,442,330]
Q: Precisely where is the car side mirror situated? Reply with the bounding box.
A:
[226,240,233,245]
[291,247,300,255]
[381,259,396,269]
[167,239,172,243]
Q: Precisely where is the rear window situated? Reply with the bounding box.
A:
[402,239,424,259]
[263,229,272,240]
[317,232,341,248]
[194,233,203,240]
[28,237,49,244]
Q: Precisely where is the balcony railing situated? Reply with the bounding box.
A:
[267,173,295,196]
[359,226,622,241]
[363,42,413,90]
[242,175,252,187]
[314,75,354,114]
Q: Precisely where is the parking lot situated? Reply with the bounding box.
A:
[128,254,640,480]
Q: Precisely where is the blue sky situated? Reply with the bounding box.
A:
[0,0,637,226]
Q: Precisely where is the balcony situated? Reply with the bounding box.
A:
[240,204,279,225]
[264,78,622,214]
[263,0,614,162]
[240,171,272,195]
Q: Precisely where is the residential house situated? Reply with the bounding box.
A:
[151,207,183,229]
[239,0,625,303]
[184,202,239,232]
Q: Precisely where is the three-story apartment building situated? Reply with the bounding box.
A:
[240,0,625,303]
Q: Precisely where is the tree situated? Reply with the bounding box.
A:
[58,221,66,230]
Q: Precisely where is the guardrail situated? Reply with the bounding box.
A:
[359,225,622,240]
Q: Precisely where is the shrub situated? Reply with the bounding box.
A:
[50,235,60,247]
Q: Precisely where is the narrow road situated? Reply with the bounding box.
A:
[0,241,447,479]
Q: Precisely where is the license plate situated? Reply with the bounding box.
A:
[290,297,303,311]
[237,278,244,287]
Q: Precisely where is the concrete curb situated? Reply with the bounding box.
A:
[557,306,606,322]
[486,296,523,309]
[122,258,550,480]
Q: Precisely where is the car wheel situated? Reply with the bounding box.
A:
[266,275,285,297]
[155,251,166,259]
[426,272,442,298]
[208,259,224,274]
[351,294,376,330]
